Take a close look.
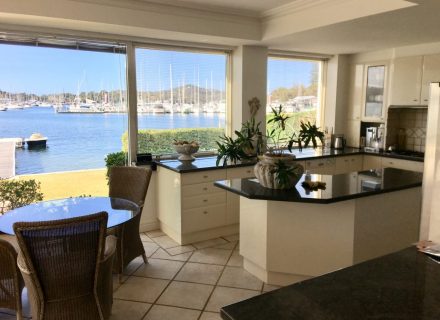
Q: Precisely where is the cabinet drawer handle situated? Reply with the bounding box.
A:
[413,99,418,102]
[203,175,208,179]
[318,163,324,166]
[203,187,208,191]
[424,99,429,102]
[344,159,349,162]
[203,211,208,214]
[246,170,251,173]
[203,199,208,202]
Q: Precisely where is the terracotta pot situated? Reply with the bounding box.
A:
[254,154,304,189]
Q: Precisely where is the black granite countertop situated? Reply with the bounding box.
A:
[221,247,440,320]
[154,148,424,173]
[214,168,422,204]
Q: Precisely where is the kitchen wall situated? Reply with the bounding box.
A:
[386,108,427,152]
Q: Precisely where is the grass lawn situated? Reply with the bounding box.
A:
[18,168,109,201]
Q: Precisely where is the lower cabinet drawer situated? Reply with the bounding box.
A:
[182,192,226,210]
[227,166,255,179]
[182,204,226,233]
[182,182,220,197]
[381,158,424,172]
[181,170,226,185]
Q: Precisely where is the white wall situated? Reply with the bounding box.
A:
[324,54,350,134]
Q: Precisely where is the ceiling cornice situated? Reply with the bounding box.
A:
[261,0,351,20]
[71,0,260,25]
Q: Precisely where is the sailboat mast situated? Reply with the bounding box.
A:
[169,64,173,106]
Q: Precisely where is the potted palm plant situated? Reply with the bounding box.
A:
[254,105,325,189]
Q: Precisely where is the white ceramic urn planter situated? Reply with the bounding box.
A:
[254,154,304,189]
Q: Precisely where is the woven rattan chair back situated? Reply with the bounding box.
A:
[0,238,24,319]
[108,166,152,278]
[13,212,109,320]
[108,166,152,207]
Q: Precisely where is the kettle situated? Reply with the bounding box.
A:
[333,136,346,150]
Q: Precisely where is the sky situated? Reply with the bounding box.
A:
[0,43,316,95]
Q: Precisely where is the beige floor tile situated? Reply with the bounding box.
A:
[140,233,154,242]
[175,262,223,285]
[114,276,169,303]
[166,245,195,255]
[192,238,228,249]
[143,242,160,257]
[151,248,192,262]
[218,266,263,291]
[214,242,237,250]
[157,281,214,310]
[146,230,166,238]
[205,287,260,312]
[263,283,282,292]
[189,248,232,265]
[144,305,200,320]
[134,258,184,280]
[110,299,151,320]
[226,252,243,267]
[153,235,180,249]
[200,312,222,320]
[223,234,239,242]
[124,256,145,275]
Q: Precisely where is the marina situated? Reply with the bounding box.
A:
[0,107,225,175]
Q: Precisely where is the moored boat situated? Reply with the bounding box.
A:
[25,133,48,149]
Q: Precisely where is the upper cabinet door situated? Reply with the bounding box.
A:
[347,64,364,121]
[421,54,440,104]
[390,56,423,105]
[362,64,387,121]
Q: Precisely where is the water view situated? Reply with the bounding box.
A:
[0,107,225,174]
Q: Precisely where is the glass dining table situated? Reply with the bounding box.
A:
[0,196,140,235]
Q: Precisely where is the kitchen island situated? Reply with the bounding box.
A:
[214,168,423,285]
[221,247,440,320]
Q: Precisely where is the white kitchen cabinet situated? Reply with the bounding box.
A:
[390,56,423,106]
[347,64,364,121]
[362,64,387,122]
[305,158,335,175]
[225,166,255,225]
[157,166,237,245]
[335,155,363,174]
[381,157,424,172]
[362,155,382,170]
[421,54,440,104]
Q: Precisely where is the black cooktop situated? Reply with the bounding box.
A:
[386,150,424,158]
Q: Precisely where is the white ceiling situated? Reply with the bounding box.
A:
[138,0,294,16]
[263,0,440,54]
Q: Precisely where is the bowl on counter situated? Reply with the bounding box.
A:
[173,142,199,161]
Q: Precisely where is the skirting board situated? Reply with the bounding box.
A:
[160,222,239,245]
[140,220,160,232]
[243,258,311,286]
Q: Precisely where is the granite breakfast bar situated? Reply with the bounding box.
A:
[214,168,423,286]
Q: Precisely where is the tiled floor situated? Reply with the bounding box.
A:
[0,232,281,320]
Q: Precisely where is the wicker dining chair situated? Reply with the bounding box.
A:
[0,237,24,320]
[108,166,152,278]
[13,212,116,320]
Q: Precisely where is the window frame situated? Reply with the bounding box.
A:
[131,43,232,158]
[267,53,328,128]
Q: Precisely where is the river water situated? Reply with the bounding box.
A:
[0,108,225,174]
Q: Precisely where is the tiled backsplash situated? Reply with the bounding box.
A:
[386,109,427,152]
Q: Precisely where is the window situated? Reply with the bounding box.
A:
[0,39,127,200]
[133,47,228,156]
[267,56,323,135]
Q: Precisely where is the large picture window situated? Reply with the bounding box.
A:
[267,56,323,135]
[0,39,127,200]
[133,47,228,155]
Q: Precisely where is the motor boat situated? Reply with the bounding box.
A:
[25,133,48,149]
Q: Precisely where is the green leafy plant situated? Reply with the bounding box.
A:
[0,179,44,214]
[298,121,325,149]
[267,105,290,131]
[215,135,247,166]
[104,151,128,179]
[270,160,299,189]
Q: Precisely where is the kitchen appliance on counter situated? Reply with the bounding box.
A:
[365,124,385,152]
[331,134,346,149]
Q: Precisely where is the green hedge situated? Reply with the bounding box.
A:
[122,127,224,154]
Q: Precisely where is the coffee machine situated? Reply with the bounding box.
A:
[365,125,385,151]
